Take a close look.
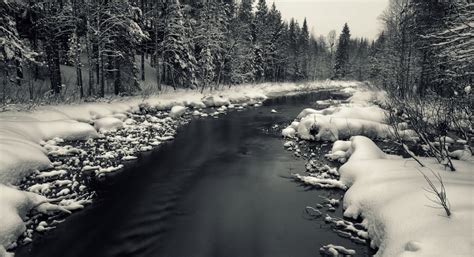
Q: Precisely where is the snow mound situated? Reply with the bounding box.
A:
[285,87,416,142]
[336,136,474,257]
[94,117,123,132]
[201,95,230,107]
[169,106,187,118]
[0,185,70,255]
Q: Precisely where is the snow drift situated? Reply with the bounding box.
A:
[336,136,474,257]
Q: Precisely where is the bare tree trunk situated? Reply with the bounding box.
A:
[86,5,94,96]
[45,40,62,94]
[72,0,83,98]
[114,58,121,95]
[140,0,146,81]
[100,52,105,97]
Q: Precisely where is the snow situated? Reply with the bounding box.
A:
[320,244,356,256]
[285,87,417,142]
[94,117,123,132]
[169,106,187,118]
[336,136,474,257]
[281,127,296,138]
[288,85,474,257]
[0,81,359,255]
[0,184,70,255]
[293,173,347,190]
[36,169,67,179]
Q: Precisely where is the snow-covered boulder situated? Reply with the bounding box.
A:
[94,117,123,133]
[202,95,230,107]
[169,106,187,118]
[282,127,296,138]
[187,100,206,109]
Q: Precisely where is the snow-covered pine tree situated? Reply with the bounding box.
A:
[161,0,197,89]
[193,0,226,91]
[252,0,269,82]
[86,0,148,96]
[265,2,285,81]
[286,19,302,80]
[299,18,310,80]
[334,23,351,79]
[0,1,37,101]
[235,0,255,83]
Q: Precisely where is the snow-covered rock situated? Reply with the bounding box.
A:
[202,95,230,107]
[94,117,123,132]
[169,106,187,118]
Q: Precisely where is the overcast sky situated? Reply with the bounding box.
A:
[267,0,389,40]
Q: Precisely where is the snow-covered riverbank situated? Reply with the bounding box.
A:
[284,87,473,256]
[0,81,359,256]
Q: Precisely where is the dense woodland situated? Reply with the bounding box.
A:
[0,0,373,102]
[0,0,472,104]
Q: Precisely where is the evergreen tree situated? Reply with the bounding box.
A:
[334,23,351,79]
[299,18,310,79]
[161,0,197,89]
[252,0,269,81]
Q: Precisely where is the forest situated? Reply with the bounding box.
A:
[1,0,375,102]
[2,0,470,104]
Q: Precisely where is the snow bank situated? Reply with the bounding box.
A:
[335,136,474,257]
[0,120,97,184]
[0,185,70,255]
[286,84,473,256]
[284,87,417,141]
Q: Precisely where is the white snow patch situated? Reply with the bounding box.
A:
[94,117,123,132]
[336,136,474,257]
[169,106,187,118]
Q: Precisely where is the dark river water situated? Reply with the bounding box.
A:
[16,91,372,257]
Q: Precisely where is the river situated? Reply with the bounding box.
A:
[16,90,372,257]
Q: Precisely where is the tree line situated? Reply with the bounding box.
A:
[1,0,375,101]
[368,0,472,98]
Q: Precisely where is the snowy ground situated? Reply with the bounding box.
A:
[282,86,473,256]
[0,81,359,256]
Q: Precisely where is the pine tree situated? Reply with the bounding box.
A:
[0,1,37,100]
[194,0,227,90]
[253,0,269,81]
[334,23,351,79]
[161,0,197,89]
[265,2,284,81]
[299,18,310,79]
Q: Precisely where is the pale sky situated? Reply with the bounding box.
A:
[267,0,389,40]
